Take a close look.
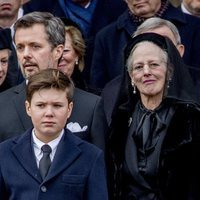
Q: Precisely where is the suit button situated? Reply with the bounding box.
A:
[41,186,47,192]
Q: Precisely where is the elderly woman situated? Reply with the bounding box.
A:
[58,20,88,90]
[58,19,100,94]
[108,32,200,199]
[0,28,12,92]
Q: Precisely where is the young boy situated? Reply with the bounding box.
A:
[0,68,108,200]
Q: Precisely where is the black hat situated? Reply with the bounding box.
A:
[124,32,168,62]
[0,28,12,51]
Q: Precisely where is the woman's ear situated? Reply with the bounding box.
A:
[177,44,185,57]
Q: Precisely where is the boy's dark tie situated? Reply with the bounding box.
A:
[39,144,52,180]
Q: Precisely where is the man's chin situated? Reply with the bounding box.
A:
[25,70,39,78]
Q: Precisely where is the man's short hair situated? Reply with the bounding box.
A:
[133,17,181,44]
[14,11,65,48]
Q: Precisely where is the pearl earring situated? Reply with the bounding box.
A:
[167,78,172,88]
[132,81,136,94]
[75,59,78,65]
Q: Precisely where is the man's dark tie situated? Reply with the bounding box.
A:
[39,144,52,180]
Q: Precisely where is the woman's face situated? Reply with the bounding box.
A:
[58,32,78,77]
[129,42,168,101]
[0,49,9,86]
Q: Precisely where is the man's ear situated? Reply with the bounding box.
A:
[54,44,64,62]
[25,100,31,117]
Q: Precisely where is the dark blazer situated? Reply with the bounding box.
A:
[0,82,107,150]
[90,4,200,88]
[0,128,108,199]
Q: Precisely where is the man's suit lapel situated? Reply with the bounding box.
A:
[12,130,42,183]
[46,130,82,181]
[12,81,33,130]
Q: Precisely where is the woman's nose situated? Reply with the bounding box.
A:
[143,64,151,74]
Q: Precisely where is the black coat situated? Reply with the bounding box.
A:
[107,33,200,200]
[109,102,200,199]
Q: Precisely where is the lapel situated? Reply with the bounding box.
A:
[125,121,152,190]
[12,81,33,130]
[12,129,82,183]
[117,10,137,36]
[45,129,82,182]
[12,129,42,183]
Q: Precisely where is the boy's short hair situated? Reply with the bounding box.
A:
[26,68,74,103]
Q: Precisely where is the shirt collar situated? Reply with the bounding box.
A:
[181,3,192,15]
[32,129,64,156]
[10,7,24,38]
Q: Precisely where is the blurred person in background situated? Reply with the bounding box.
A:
[181,0,200,17]
[58,18,100,94]
[58,18,88,91]
[0,28,12,92]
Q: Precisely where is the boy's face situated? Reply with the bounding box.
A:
[25,88,73,143]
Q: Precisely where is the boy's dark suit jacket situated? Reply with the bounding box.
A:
[0,128,108,199]
[0,81,107,150]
